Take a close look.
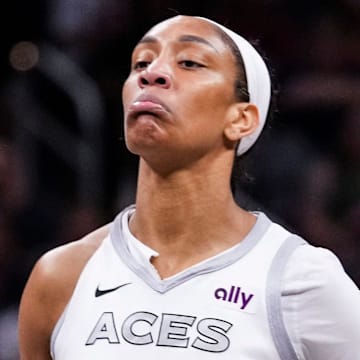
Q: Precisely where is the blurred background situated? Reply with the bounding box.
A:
[0,0,359,358]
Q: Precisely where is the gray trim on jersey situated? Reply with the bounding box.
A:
[50,303,68,358]
[266,235,306,360]
[110,205,272,294]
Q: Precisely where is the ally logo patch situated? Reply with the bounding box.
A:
[214,285,256,312]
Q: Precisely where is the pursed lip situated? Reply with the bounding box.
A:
[127,94,170,117]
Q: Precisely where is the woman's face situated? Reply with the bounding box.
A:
[122,16,240,168]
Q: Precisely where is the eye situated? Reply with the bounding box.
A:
[133,61,151,70]
[179,60,204,69]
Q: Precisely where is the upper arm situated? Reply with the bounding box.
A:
[18,224,110,360]
[18,255,57,360]
[282,245,360,360]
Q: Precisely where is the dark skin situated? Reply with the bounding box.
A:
[18,225,109,359]
[18,16,260,359]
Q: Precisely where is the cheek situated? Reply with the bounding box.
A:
[184,80,233,120]
[122,77,135,112]
[179,81,235,145]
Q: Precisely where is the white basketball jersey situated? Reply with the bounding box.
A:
[51,206,305,359]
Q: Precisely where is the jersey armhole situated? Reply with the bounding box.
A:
[49,235,110,358]
[266,235,306,360]
[50,302,69,358]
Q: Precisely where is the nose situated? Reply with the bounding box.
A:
[138,69,171,89]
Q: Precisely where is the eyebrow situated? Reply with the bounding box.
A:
[137,34,219,53]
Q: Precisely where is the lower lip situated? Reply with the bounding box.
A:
[130,101,166,113]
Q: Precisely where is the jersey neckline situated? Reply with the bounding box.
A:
[110,204,272,293]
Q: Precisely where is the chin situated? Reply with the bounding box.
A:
[125,123,168,154]
[125,136,159,157]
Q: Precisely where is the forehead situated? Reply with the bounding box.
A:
[137,16,230,53]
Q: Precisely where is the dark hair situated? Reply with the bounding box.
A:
[212,24,277,207]
[211,26,250,103]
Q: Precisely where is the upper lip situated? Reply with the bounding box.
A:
[128,93,170,116]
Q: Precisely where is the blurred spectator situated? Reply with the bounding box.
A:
[245,7,360,283]
[296,107,360,283]
[0,306,18,360]
[0,140,28,308]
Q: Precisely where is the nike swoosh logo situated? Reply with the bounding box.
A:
[95,282,132,297]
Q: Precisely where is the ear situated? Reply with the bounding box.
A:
[223,103,259,143]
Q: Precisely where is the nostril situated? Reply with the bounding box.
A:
[156,77,166,85]
[138,72,170,88]
[140,77,149,86]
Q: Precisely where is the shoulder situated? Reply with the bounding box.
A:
[24,223,110,322]
[37,224,110,284]
[18,224,110,359]
[282,243,360,359]
[284,243,359,295]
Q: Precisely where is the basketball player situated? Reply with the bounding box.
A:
[18,15,360,359]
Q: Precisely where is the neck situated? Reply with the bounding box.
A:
[129,155,255,277]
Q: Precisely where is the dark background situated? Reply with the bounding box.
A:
[0,1,359,358]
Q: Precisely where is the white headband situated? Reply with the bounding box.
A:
[197,17,271,155]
